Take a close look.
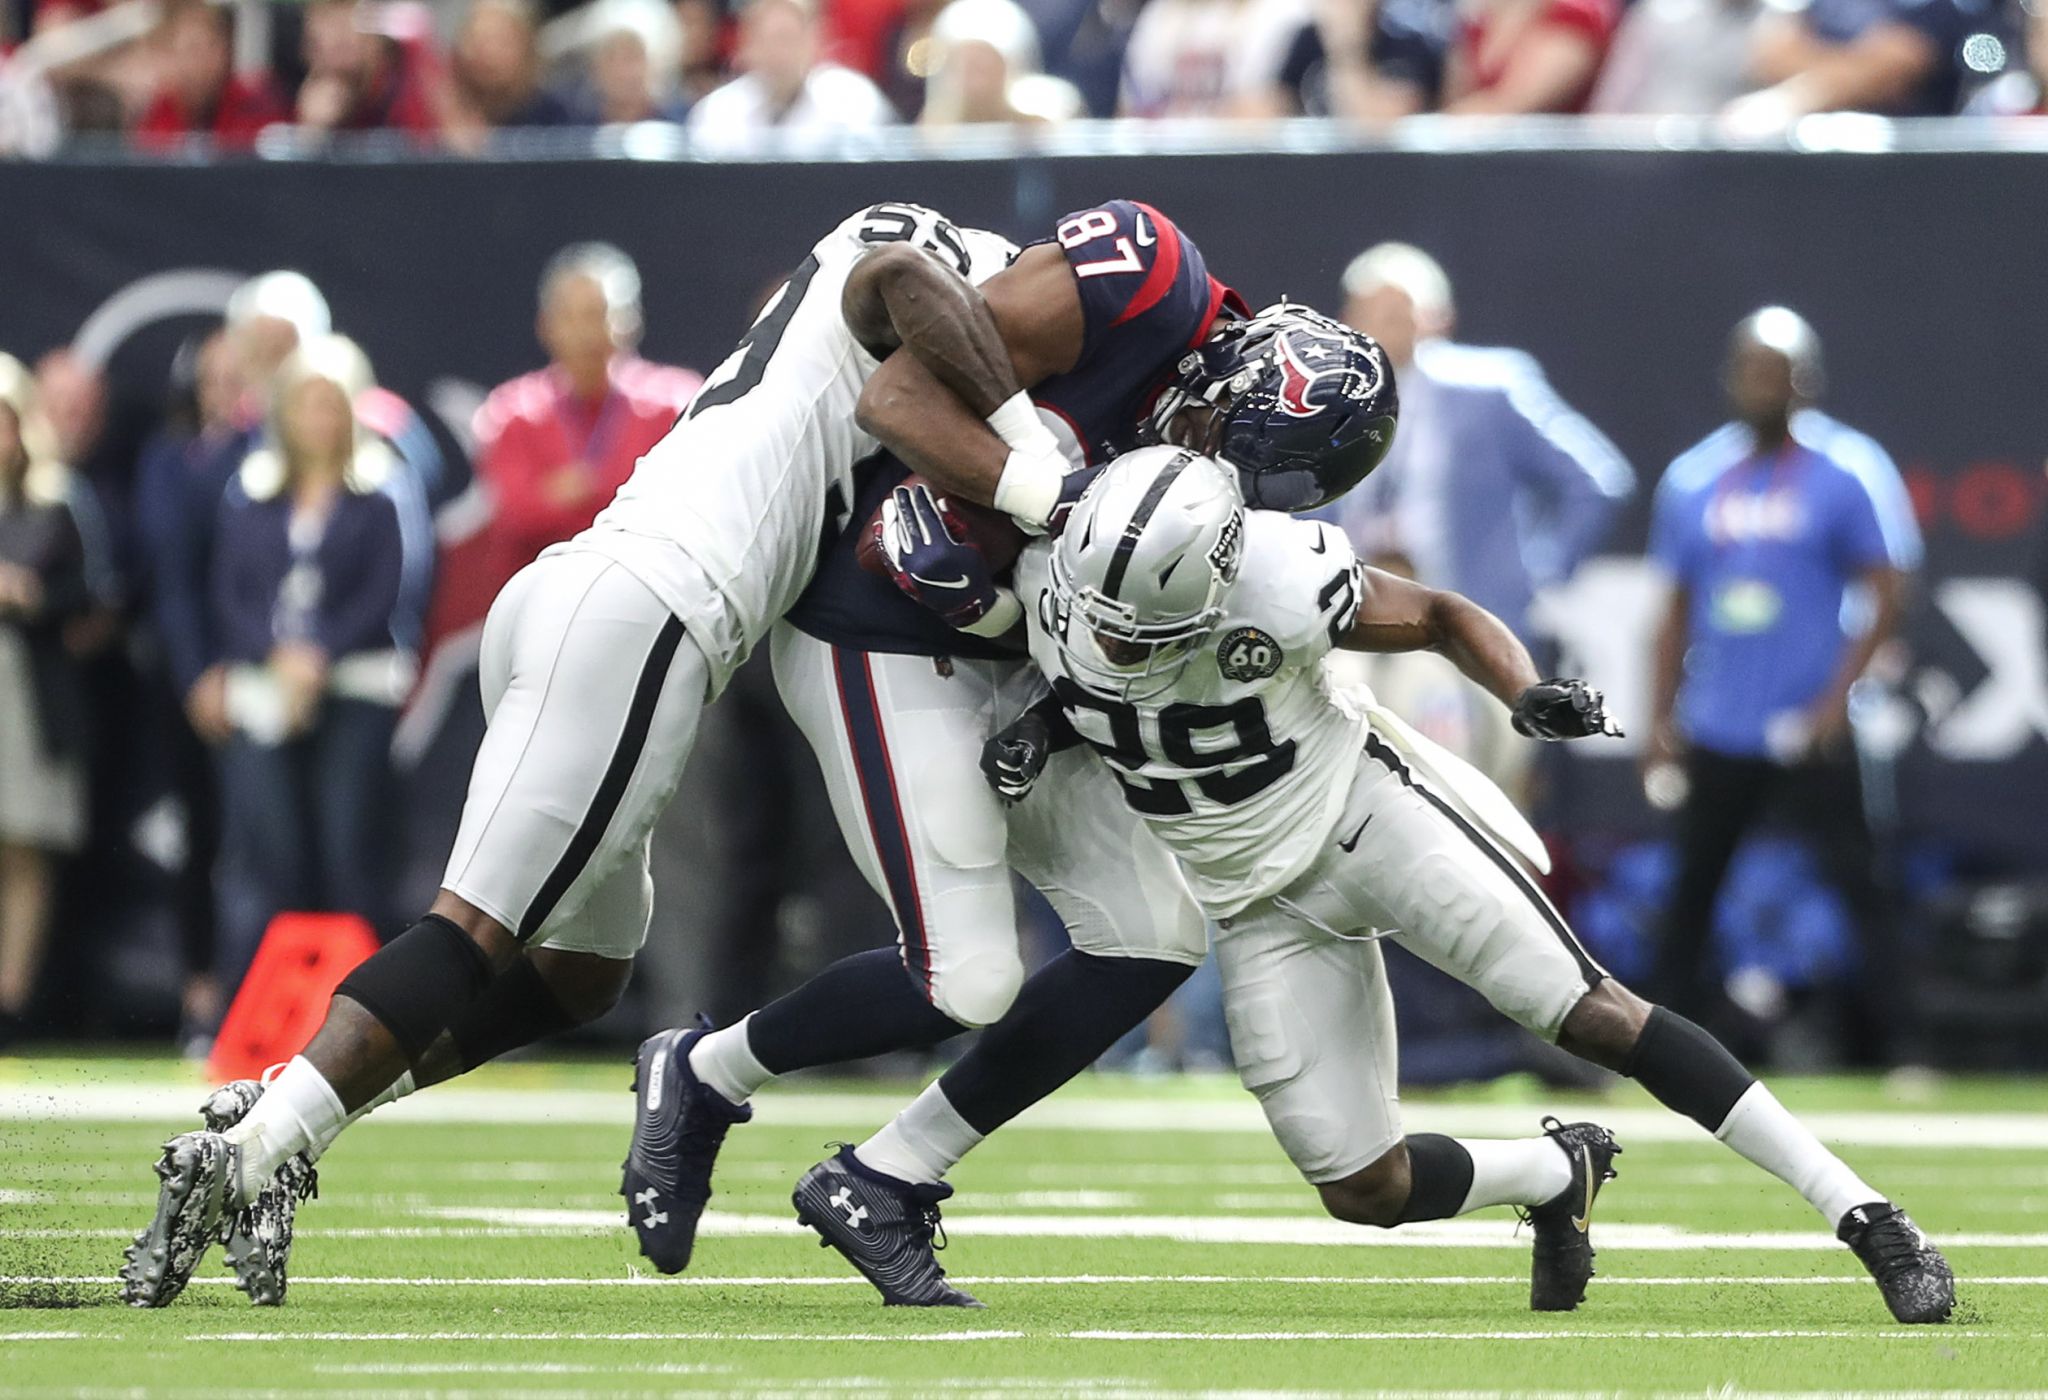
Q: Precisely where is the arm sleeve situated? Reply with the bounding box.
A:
[316,495,406,658]
[1497,356,1635,585]
[1647,472,1698,585]
[476,408,593,558]
[1040,200,1223,372]
[1826,434,1923,572]
[1299,520,1366,665]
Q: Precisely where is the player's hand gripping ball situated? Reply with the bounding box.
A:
[981,711,1054,804]
[868,482,1013,629]
[1511,678,1624,741]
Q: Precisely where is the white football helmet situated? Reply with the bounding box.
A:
[1049,445,1245,700]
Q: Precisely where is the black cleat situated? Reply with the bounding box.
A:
[1524,1117,1622,1312]
[793,1145,982,1308]
[201,1078,318,1306]
[621,1018,751,1273]
[1839,1202,1955,1323]
[119,1132,241,1308]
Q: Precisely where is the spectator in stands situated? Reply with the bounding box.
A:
[1645,308,1921,1062]
[469,242,700,603]
[1440,0,1621,112]
[133,329,248,1050]
[134,0,281,151]
[0,354,109,1042]
[688,0,897,148]
[1283,0,1457,119]
[209,336,409,987]
[441,0,572,153]
[1725,0,1990,124]
[674,0,728,107]
[1964,1,2045,114]
[566,0,687,123]
[1328,242,1634,648]
[919,0,1085,124]
[1119,0,1312,117]
[1589,0,1762,113]
[295,0,443,140]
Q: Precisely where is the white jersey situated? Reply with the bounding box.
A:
[1019,512,1370,917]
[555,203,1016,697]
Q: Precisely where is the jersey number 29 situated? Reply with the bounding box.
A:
[1052,677,1297,817]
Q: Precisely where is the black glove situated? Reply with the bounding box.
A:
[1511,678,1624,741]
[981,711,1054,803]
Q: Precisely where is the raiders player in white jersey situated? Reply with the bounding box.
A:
[117,200,1116,1309]
[970,446,1954,1322]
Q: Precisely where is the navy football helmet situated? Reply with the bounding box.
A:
[1145,302,1398,512]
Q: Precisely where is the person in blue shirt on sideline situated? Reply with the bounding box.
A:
[1645,306,1922,1064]
[1328,242,1635,650]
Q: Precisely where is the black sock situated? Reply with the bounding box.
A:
[1396,1133,1477,1222]
[448,958,582,1072]
[1622,1004,1757,1133]
[939,951,1193,1135]
[746,947,966,1075]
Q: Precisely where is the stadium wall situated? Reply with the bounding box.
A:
[1,148,2042,863]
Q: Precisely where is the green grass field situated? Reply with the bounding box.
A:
[3,1055,2045,1398]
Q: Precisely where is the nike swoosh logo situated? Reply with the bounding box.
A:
[911,574,971,590]
[1309,533,1329,555]
[1337,814,1372,853]
[1571,1145,1594,1233]
[1134,214,1156,248]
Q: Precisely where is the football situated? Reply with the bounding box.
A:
[854,473,1030,580]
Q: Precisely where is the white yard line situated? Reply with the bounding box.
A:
[170,1327,2043,1343]
[10,1272,2048,1288]
[417,1206,2048,1251]
[10,1083,2048,1148]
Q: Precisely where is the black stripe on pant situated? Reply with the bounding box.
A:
[517,615,687,941]
[1363,733,1605,986]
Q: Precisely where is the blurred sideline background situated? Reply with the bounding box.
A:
[0,0,2046,1087]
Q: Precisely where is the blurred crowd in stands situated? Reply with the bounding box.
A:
[1,0,2044,157]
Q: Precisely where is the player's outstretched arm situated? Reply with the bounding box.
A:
[1340,566,1620,740]
[852,244,1086,527]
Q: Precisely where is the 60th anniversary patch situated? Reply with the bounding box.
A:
[1217,627,1283,682]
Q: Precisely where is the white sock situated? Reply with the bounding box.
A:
[308,1069,416,1164]
[854,1083,984,1185]
[1715,1081,1881,1227]
[688,1013,775,1107]
[221,1055,345,1197]
[1460,1136,1577,1213]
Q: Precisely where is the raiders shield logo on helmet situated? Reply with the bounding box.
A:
[1217,626,1283,682]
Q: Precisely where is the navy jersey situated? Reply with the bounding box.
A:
[788,199,1242,658]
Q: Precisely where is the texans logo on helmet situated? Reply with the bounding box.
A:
[1274,332,1385,420]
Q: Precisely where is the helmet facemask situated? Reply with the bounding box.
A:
[1049,545,1225,703]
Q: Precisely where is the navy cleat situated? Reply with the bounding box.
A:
[793,1145,982,1308]
[1839,1202,1955,1323]
[621,1018,751,1273]
[119,1131,241,1307]
[1524,1117,1622,1312]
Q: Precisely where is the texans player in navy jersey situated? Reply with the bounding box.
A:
[624,207,1399,1305]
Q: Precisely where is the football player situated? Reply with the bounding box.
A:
[115,199,1214,1307]
[917,439,1954,1324]
[620,227,1397,1304]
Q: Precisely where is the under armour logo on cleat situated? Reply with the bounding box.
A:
[634,1187,669,1228]
[829,1186,869,1230]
